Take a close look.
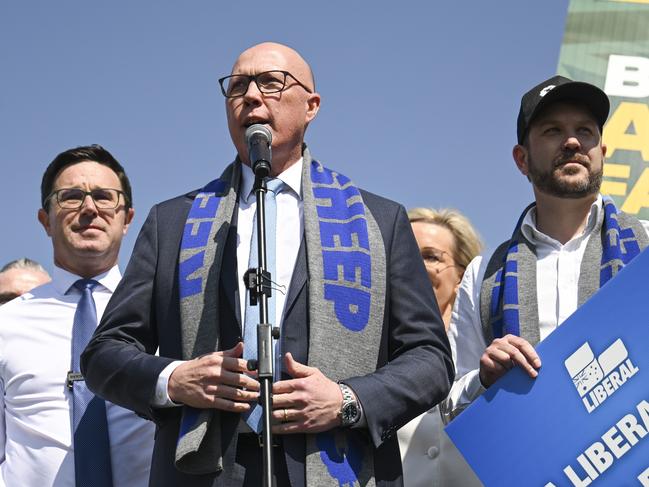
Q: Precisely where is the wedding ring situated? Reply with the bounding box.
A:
[283,408,289,423]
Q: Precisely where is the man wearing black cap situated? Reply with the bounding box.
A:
[442,76,649,420]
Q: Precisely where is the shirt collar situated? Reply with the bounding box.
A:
[52,265,122,295]
[520,194,602,245]
[240,158,304,204]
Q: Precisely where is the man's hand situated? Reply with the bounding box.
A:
[479,334,541,387]
[271,353,343,434]
[168,342,260,411]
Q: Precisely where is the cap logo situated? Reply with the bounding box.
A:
[539,85,556,97]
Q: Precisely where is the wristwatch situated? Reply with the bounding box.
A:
[338,383,361,427]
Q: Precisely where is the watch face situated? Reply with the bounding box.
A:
[342,403,359,424]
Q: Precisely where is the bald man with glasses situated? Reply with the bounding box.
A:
[82,43,453,487]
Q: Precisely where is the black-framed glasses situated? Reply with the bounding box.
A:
[218,70,312,98]
[47,188,127,210]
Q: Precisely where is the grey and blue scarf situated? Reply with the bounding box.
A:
[480,197,648,345]
[174,148,385,486]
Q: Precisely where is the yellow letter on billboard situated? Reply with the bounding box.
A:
[604,102,649,161]
[622,169,649,214]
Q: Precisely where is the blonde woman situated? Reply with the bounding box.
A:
[398,208,483,486]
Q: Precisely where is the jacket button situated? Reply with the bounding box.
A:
[427,446,439,459]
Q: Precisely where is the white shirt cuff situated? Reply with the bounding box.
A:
[440,369,486,424]
[465,368,488,400]
[152,360,185,407]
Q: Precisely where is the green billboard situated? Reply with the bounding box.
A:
[558,0,649,216]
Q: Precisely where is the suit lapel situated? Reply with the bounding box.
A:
[283,236,307,318]
[220,222,241,329]
[282,236,308,487]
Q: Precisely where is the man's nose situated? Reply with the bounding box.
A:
[79,194,99,214]
[242,79,263,104]
[564,134,582,151]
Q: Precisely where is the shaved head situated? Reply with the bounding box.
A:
[224,42,321,175]
[231,42,315,91]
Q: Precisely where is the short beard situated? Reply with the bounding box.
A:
[527,156,603,199]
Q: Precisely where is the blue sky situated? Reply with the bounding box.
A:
[1,1,568,273]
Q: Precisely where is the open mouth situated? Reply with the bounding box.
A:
[243,118,269,128]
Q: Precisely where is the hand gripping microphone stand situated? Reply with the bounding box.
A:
[243,124,279,487]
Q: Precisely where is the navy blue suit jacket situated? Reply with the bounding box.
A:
[82,184,453,487]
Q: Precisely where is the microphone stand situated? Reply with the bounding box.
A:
[243,161,279,487]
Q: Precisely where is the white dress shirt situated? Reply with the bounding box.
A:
[236,159,304,331]
[0,265,155,487]
[153,160,304,406]
[443,195,649,419]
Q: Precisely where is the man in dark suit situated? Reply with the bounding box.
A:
[82,42,453,487]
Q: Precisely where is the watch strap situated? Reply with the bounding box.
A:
[338,382,361,427]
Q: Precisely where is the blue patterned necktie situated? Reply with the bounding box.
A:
[70,279,113,487]
[243,178,285,432]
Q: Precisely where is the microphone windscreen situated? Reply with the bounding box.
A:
[245,124,272,147]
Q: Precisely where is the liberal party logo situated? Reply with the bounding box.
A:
[564,339,639,413]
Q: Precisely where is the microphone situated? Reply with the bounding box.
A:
[245,124,272,177]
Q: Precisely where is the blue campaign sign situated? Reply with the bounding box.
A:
[446,248,649,487]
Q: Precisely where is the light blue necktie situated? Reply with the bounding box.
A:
[243,178,285,433]
[71,279,113,487]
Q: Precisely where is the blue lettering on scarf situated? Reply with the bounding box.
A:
[311,166,351,186]
[181,221,213,249]
[320,219,370,250]
[189,195,220,219]
[178,180,227,299]
[501,247,520,336]
[312,162,372,332]
[618,227,640,263]
[316,431,364,487]
[313,186,365,220]
[324,284,371,332]
[179,251,205,298]
[322,251,371,288]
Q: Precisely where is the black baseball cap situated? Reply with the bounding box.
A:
[516,75,610,144]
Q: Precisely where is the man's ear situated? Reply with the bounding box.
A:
[122,208,135,236]
[305,92,321,124]
[513,144,530,176]
[37,208,52,237]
